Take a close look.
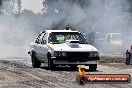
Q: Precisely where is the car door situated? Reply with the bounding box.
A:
[39,33,49,62]
[34,32,45,61]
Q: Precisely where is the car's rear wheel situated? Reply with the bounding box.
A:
[89,64,97,71]
[47,54,55,70]
[31,52,41,68]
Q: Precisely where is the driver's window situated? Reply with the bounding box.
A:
[39,33,46,44]
[42,33,47,44]
[35,33,45,44]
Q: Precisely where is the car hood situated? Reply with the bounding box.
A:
[48,43,98,52]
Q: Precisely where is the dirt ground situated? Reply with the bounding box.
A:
[0,57,132,88]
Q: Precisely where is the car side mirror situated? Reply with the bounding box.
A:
[28,51,30,54]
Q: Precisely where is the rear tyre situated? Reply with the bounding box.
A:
[47,54,55,70]
[89,64,97,71]
[31,52,41,68]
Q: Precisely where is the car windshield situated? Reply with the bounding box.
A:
[48,32,88,44]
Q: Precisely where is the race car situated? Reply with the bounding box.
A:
[28,29,100,70]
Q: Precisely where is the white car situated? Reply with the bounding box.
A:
[28,30,100,70]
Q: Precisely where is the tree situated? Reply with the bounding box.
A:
[0,0,2,14]
[0,0,2,7]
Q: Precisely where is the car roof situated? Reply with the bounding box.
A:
[44,30,79,33]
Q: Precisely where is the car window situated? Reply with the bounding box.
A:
[48,32,88,44]
[56,35,65,42]
[39,33,46,44]
[42,33,48,44]
[35,33,45,44]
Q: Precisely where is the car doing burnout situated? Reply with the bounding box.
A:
[28,30,100,70]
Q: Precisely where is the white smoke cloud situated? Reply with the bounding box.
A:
[0,0,132,57]
[21,0,43,13]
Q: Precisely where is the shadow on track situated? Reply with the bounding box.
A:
[40,66,101,72]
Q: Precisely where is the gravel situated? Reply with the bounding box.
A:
[0,57,132,88]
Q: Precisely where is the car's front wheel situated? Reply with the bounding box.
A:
[77,75,87,85]
[31,52,41,68]
[47,54,55,70]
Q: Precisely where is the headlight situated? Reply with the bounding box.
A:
[54,51,66,56]
[89,52,99,57]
